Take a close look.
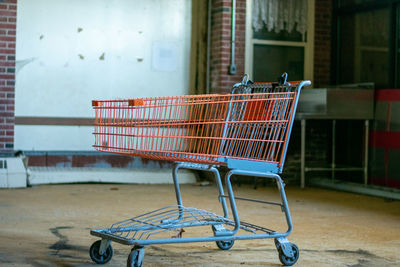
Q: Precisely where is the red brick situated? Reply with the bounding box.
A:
[0,124,13,130]
[0,74,13,80]
[0,86,14,92]
[313,0,332,87]
[0,10,16,17]
[0,23,17,29]
[0,48,15,54]
[0,61,15,66]
[0,99,14,105]
[0,36,15,42]
[0,137,13,142]
[209,0,246,92]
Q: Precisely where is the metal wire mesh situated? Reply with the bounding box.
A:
[102,205,273,241]
[105,205,228,240]
[92,82,300,166]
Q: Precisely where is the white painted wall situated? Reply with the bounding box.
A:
[15,0,192,151]
[15,125,93,151]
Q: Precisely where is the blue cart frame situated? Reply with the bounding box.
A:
[89,76,311,266]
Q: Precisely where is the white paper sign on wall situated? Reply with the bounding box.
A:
[152,42,178,72]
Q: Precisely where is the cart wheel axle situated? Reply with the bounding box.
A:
[89,240,113,264]
[127,246,145,267]
[216,240,235,250]
[278,243,299,266]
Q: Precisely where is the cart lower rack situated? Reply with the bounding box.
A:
[90,75,311,266]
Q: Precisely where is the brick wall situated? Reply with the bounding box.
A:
[210,0,246,94]
[207,0,335,185]
[0,0,16,153]
[210,0,333,90]
[314,0,332,87]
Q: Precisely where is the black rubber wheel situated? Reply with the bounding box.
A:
[278,243,299,266]
[89,240,113,264]
[216,240,235,250]
[127,249,142,267]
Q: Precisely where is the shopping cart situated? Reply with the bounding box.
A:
[89,74,311,266]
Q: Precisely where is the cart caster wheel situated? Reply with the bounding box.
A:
[216,240,234,250]
[127,247,145,267]
[89,240,113,264]
[278,243,299,266]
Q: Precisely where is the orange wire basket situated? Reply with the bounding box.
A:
[92,80,307,173]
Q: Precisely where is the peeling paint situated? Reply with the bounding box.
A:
[15,57,38,73]
[99,53,105,60]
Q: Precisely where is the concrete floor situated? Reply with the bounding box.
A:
[0,182,399,266]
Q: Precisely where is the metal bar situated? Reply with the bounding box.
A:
[219,195,283,207]
[332,119,336,181]
[224,170,241,235]
[279,81,311,173]
[172,164,183,208]
[305,167,364,172]
[111,220,224,234]
[111,207,183,231]
[99,239,112,255]
[364,120,369,185]
[301,119,306,189]
[236,220,275,234]
[212,168,229,218]
[275,176,293,234]
[173,162,229,218]
[218,96,233,156]
[91,229,291,246]
[225,169,293,235]
[310,178,400,201]
[229,0,237,74]
[206,0,212,93]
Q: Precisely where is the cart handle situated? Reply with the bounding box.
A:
[278,72,289,86]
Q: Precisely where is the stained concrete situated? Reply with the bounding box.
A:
[0,183,399,266]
